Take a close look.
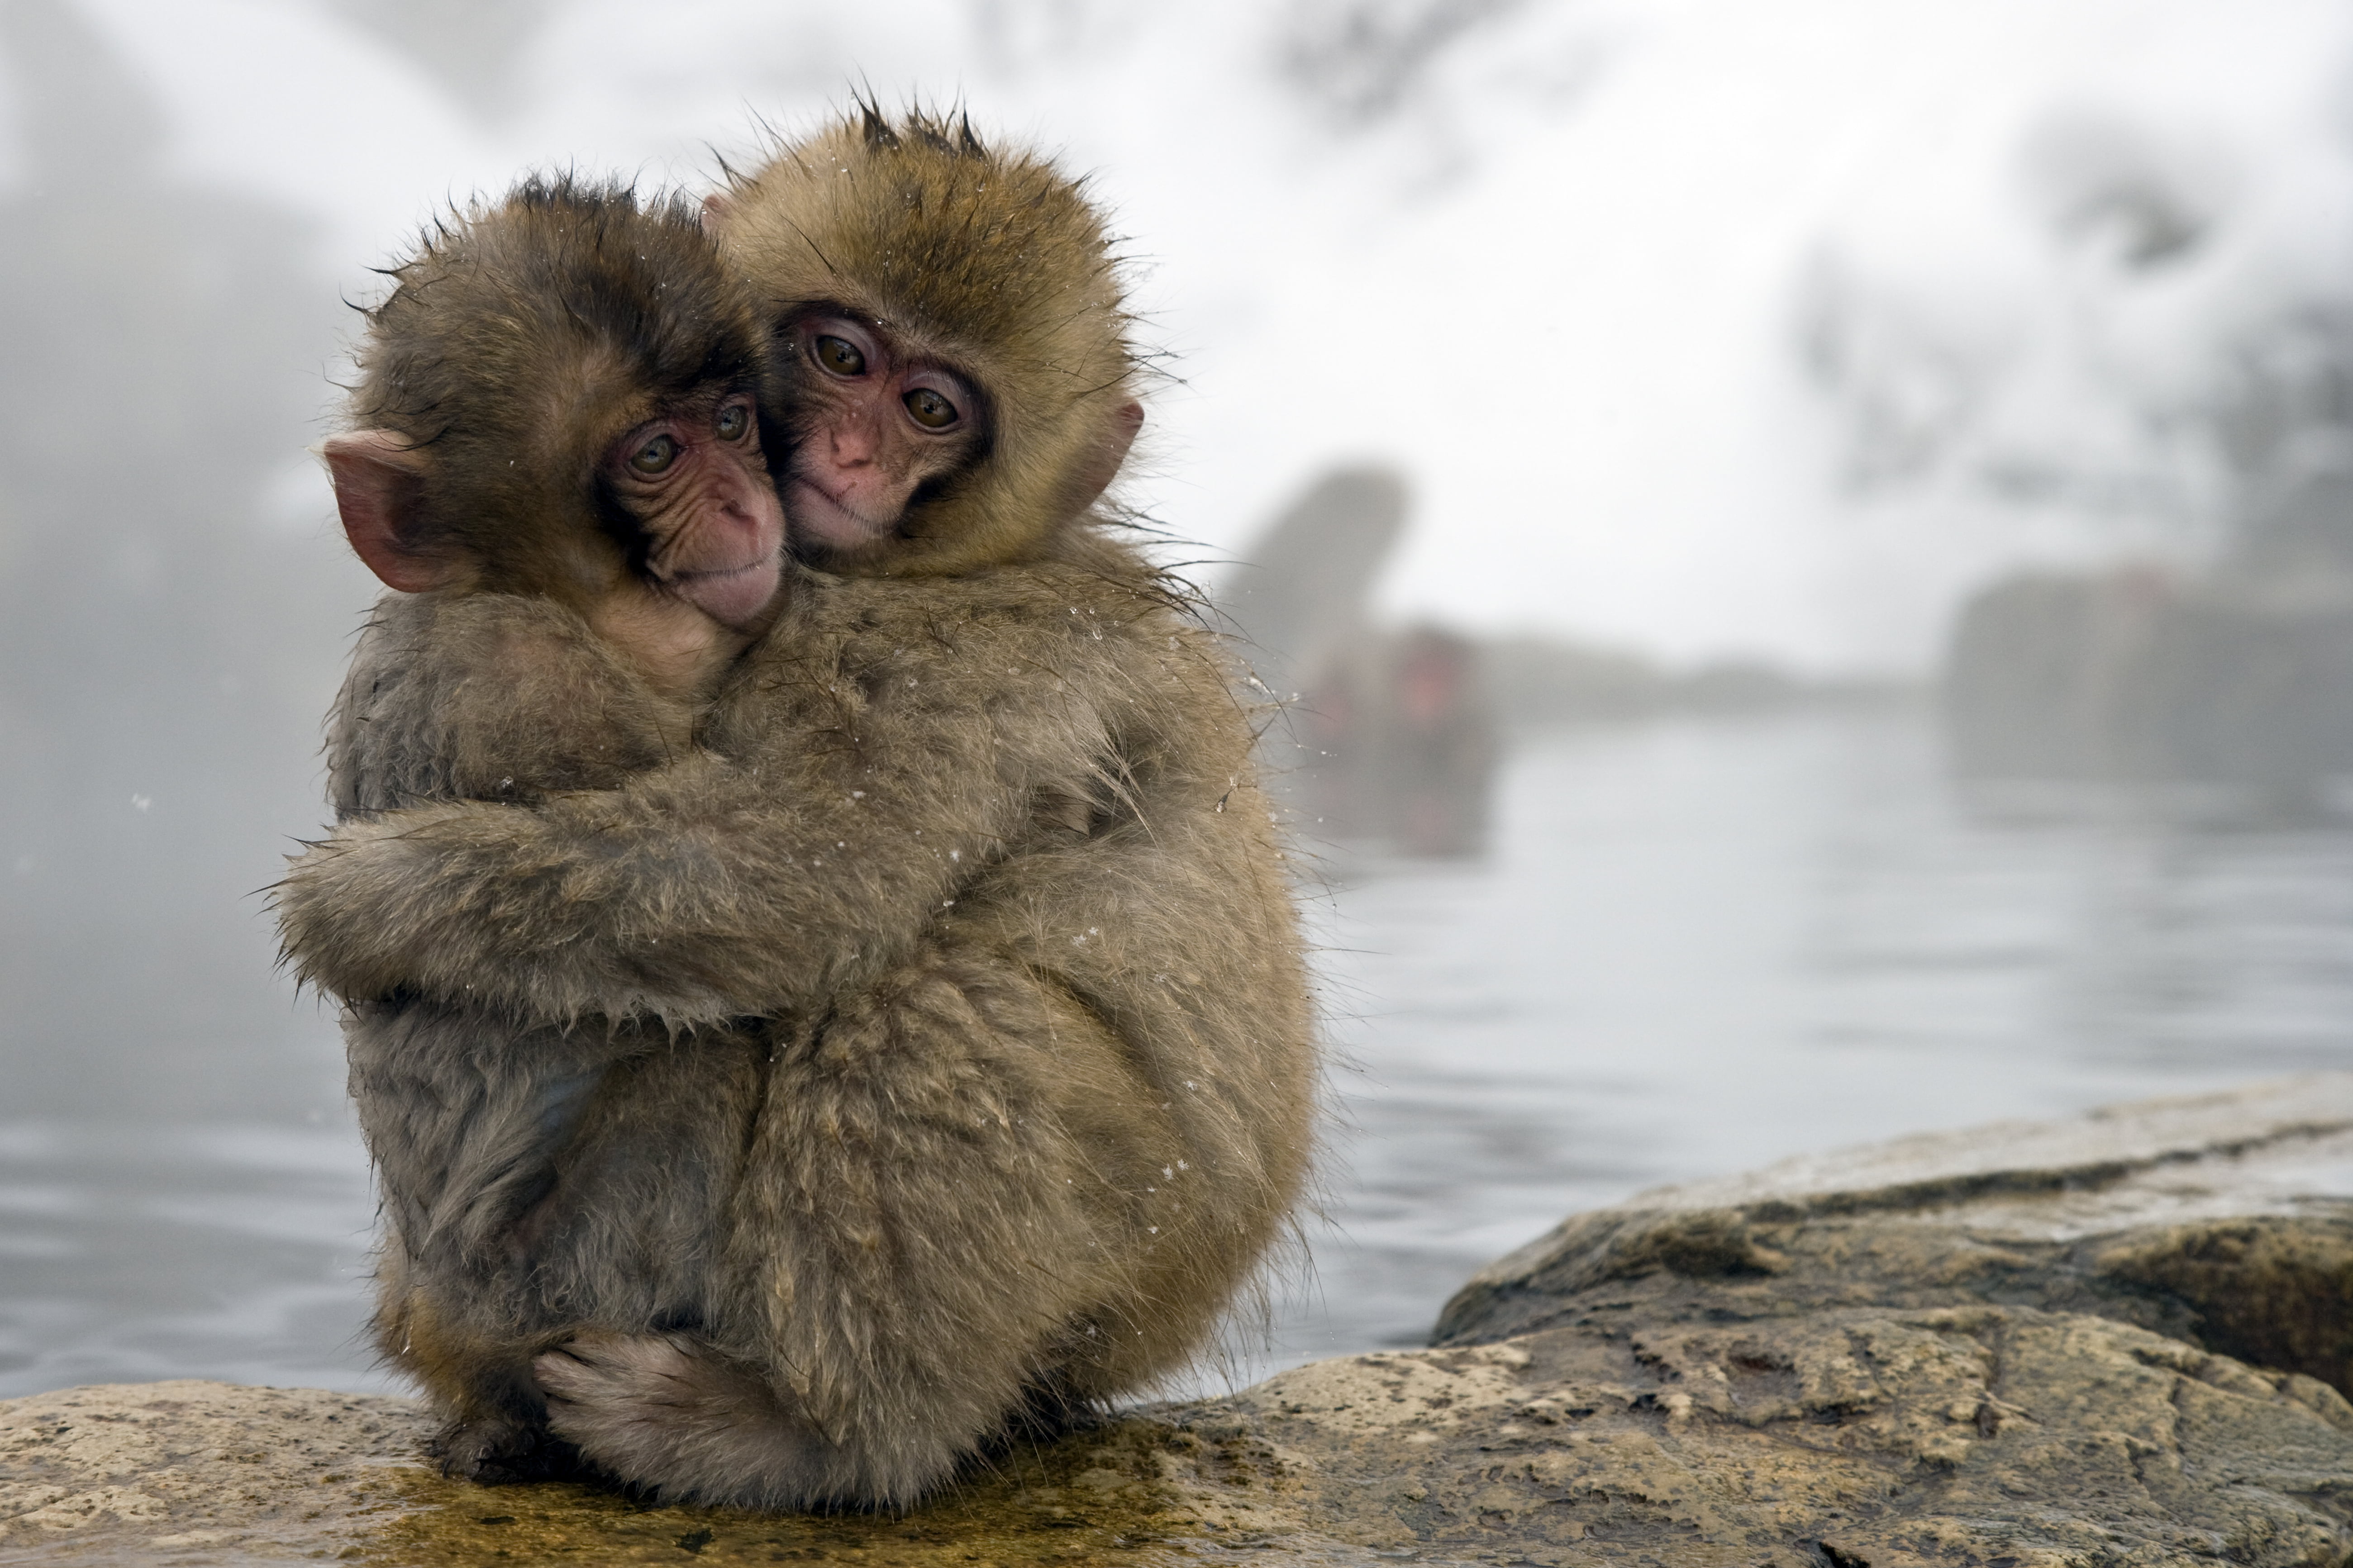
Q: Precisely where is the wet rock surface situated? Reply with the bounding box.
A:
[13,1076,2353,1565]
[1437,1073,2353,1385]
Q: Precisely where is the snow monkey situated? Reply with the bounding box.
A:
[305,175,791,1483]
[278,112,1316,1511]
[318,176,786,804]
[701,108,1146,579]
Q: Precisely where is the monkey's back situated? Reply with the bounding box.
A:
[701,546,1317,1430]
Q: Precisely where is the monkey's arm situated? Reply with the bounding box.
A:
[280,737,1041,1028]
[277,572,1139,1026]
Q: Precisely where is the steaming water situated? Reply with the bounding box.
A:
[7,701,2353,1402]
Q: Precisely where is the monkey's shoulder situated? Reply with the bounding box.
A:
[331,591,682,814]
[352,590,651,677]
[782,562,1224,676]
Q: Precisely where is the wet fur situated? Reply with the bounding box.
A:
[341,174,773,614]
[285,558,1312,1508]
[277,117,1315,1511]
[715,106,1140,576]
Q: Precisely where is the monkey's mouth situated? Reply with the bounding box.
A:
[667,551,783,629]
[786,475,894,551]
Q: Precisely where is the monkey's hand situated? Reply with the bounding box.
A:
[425,1410,581,1486]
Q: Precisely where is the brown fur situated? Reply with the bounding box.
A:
[328,591,693,811]
[715,106,1139,575]
[276,112,1315,1512]
[295,178,788,1485]
[343,174,774,625]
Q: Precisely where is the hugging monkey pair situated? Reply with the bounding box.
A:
[274,108,1315,1512]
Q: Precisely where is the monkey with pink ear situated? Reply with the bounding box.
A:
[278,108,1317,1512]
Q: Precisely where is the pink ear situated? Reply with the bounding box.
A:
[1065,399,1144,516]
[700,192,735,239]
[321,431,453,593]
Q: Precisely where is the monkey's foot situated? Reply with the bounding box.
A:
[535,1331,862,1510]
[424,1411,579,1485]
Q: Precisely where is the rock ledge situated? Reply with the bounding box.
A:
[12,1075,2353,1566]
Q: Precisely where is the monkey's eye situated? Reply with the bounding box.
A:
[629,434,680,475]
[715,404,750,441]
[815,336,867,376]
[904,387,960,430]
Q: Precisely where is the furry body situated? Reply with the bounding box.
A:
[280,112,1316,1511]
[286,550,1314,1506]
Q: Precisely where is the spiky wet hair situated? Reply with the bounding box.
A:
[717,105,1141,576]
[346,174,770,602]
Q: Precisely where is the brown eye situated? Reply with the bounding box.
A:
[904,387,959,430]
[715,403,750,441]
[629,434,679,475]
[815,336,866,375]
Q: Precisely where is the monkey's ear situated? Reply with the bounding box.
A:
[320,431,456,593]
[700,192,735,238]
[1062,399,1145,517]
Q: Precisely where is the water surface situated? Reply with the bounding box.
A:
[7,703,2350,1400]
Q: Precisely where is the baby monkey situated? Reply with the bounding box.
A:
[313,176,798,1479]
[709,108,1143,581]
[322,175,785,808]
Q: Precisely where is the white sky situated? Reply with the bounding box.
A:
[21,0,2353,672]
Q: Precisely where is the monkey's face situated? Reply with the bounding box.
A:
[777,314,983,560]
[604,389,785,633]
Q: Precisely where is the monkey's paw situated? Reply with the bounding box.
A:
[534,1331,705,1424]
[535,1331,837,1508]
[425,1411,577,1485]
